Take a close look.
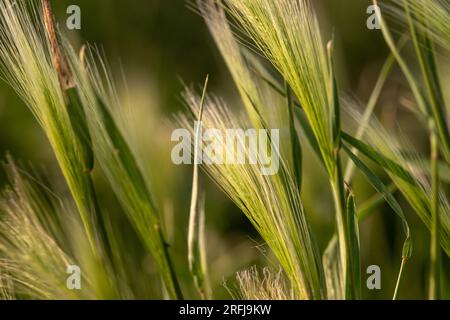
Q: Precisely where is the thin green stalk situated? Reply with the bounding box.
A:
[331,165,349,292]
[188,76,211,299]
[429,122,441,300]
[393,257,407,300]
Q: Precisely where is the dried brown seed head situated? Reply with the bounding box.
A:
[42,0,75,90]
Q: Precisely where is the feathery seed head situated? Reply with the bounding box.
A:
[179,87,326,299]
[221,0,335,176]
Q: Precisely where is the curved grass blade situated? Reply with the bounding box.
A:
[345,109,450,257]
[342,132,416,186]
[344,145,412,258]
[344,145,412,299]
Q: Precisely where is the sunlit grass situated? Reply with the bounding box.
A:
[0,0,448,300]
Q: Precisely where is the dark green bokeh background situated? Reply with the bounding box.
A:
[0,0,447,299]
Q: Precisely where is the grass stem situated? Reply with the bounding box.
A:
[328,40,359,299]
[429,123,441,300]
[393,257,407,300]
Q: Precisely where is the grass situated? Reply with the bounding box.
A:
[0,0,449,300]
[0,0,181,299]
[0,156,115,299]
[233,267,294,300]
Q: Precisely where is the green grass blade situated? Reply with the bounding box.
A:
[95,94,183,300]
[286,82,302,190]
[327,40,356,299]
[65,88,94,171]
[345,193,361,299]
[344,145,413,299]
[188,76,211,299]
[342,132,416,186]
[65,87,115,264]
[294,107,324,168]
[327,41,341,149]
[323,183,398,300]
[344,145,412,258]
[346,109,450,257]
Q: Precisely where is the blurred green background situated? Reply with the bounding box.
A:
[0,0,448,299]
